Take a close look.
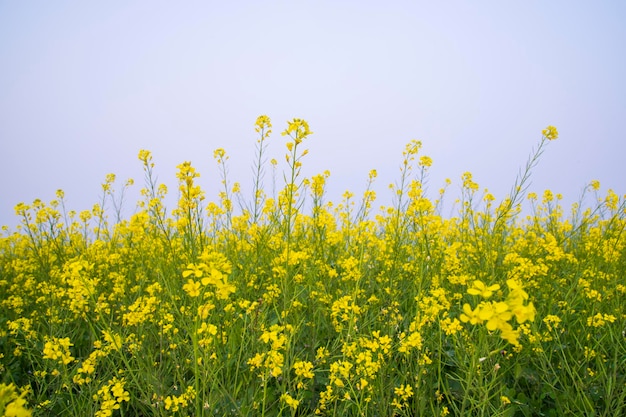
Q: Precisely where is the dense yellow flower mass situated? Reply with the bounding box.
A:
[1,118,624,416]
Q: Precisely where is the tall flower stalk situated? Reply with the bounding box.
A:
[492,126,559,233]
[251,115,273,224]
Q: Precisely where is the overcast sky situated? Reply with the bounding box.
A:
[1,1,625,229]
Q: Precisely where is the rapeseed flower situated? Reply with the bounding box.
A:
[460,303,481,325]
[183,279,201,297]
[282,118,313,144]
[94,377,130,417]
[293,360,315,379]
[587,313,616,328]
[542,125,559,140]
[42,337,74,365]
[467,280,500,298]
[440,317,463,335]
[280,393,300,410]
[479,301,513,331]
[398,330,423,353]
[254,114,272,134]
[163,386,195,412]
[394,384,414,401]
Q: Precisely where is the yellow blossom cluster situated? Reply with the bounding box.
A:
[461,279,536,345]
[93,377,130,417]
[163,386,196,412]
[248,324,292,380]
[42,336,75,366]
[182,249,235,300]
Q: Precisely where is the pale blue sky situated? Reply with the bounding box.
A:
[1,1,625,228]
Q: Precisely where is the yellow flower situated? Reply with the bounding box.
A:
[197,322,218,336]
[182,279,201,297]
[293,361,315,379]
[255,115,272,133]
[498,322,521,346]
[590,180,600,190]
[42,337,74,365]
[394,384,414,401]
[587,313,616,328]
[213,148,226,160]
[509,301,536,324]
[440,317,463,335]
[506,279,529,300]
[315,347,330,363]
[543,315,561,332]
[137,149,152,164]
[461,172,479,191]
[201,268,223,286]
[459,303,480,325]
[214,280,236,300]
[280,393,300,410]
[479,301,513,331]
[467,280,500,298]
[398,331,423,353]
[182,263,204,278]
[542,125,558,140]
[111,379,130,403]
[281,118,313,144]
[419,156,433,167]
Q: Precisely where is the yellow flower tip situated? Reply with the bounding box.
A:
[254,115,272,132]
[282,118,313,140]
[419,156,433,167]
[590,180,601,191]
[138,149,152,163]
[213,148,226,159]
[542,125,558,140]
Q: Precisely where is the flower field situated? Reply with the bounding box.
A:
[1,117,625,416]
